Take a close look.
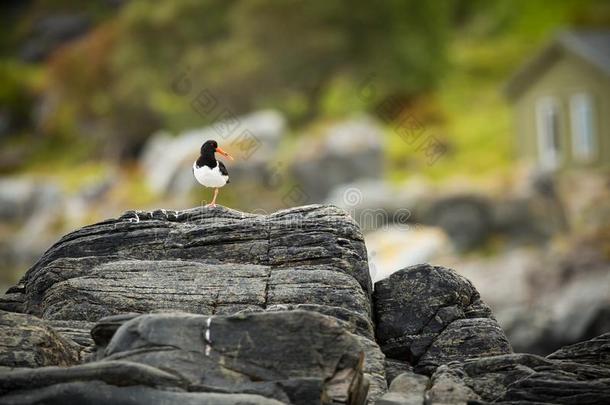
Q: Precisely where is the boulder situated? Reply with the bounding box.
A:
[292,116,385,201]
[422,195,492,252]
[379,332,610,405]
[416,318,512,374]
[0,360,185,394]
[324,179,431,232]
[0,204,387,403]
[375,371,428,405]
[87,311,385,403]
[3,202,608,404]
[0,311,371,405]
[373,264,508,373]
[0,178,61,223]
[1,382,284,405]
[425,365,481,404]
[102,311,369,404]
[0,310,80,368]
[440,332,610,404]
[8,205,371,322]
[383,359,413,385]
[547,332,610,369]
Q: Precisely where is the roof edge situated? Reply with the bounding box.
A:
[503,30,610,101]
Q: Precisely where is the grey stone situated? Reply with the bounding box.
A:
[291,116,384,201]
[374,264,505,374]
[384,359,413,385]
[389,372,429,393]
[423,195,492,252]
[352,335,387,403]
[441,334,610,404]
[0,310,372,404]
[0,179,58,222]
[0,310,80,368]
[0,204,386,403]
[546,332,610,369]
[100,311,368,404]
[425,364,481,404]
[1,381,285,405]
[3,202,607,405]
[0,360,185,394]
[0,293,25,314]
[415,318,512,375]
[374,371,429,404]
[1,205,372,350]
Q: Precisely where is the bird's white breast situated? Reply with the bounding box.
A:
[193,162,228,188]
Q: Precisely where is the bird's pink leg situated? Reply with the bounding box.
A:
[207,188,219,208]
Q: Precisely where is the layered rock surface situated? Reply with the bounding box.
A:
[374,264,511,374]
[0,205,384,404]
[0,205,608,404]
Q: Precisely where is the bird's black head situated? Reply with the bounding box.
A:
[199,140,234,163]
[200,140,218,156]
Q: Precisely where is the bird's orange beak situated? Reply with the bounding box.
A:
[215,146,234,160]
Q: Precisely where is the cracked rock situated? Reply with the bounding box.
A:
[373,264,510,374]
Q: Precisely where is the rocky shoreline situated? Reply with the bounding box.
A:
[0,205,608,404]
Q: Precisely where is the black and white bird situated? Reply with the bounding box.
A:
[193,140,233,207]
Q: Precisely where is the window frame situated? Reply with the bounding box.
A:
[570,92,597,163]
[535,96,562,170]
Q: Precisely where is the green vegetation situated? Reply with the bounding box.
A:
[386,0,610,181]
[1,0,609,186]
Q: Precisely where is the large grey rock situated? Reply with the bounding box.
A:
[375,371,429,405]
[416,318,511,374]
[443,333,610,404]
[547,332,610,369]
[324,180,431,232]
[87,311,385,403]
[1,381,284,405]
[373,264,508,374]
[0,360,185,394]
[376,332,610,405]
[383,359,413,385]
[4,205,371,330]
[425,364,481,404]
[450,237,610,357]
[422,195,492,252]
[0,311,373,405]
[0,205,387,402]
[352,335,388,403]
[6,200,607,404]
[292,116,384,201]
[0,310,80,368]
[0,178,62,223]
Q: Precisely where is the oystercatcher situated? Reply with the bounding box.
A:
[193,140,233,207]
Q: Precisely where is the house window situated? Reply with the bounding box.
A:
[570,93,596,162]
[535,97,561,170]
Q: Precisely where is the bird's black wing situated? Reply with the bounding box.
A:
[218,161,230,183]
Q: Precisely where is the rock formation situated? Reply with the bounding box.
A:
[0,204,608,404]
